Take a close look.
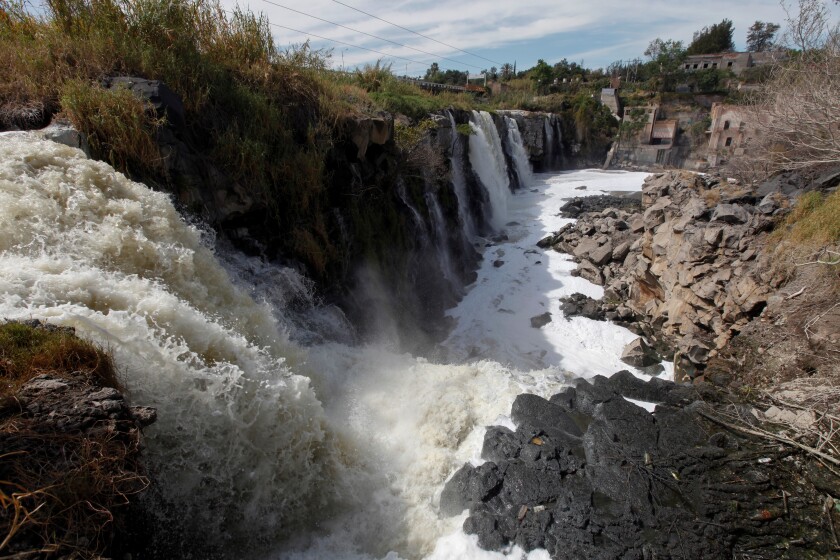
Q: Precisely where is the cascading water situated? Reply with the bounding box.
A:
[0,134,333,550]
[397,180,431,247]
[503,116,533,189]
[468,111,510,230]
[544,117,554,165]
[0,132,665,559]
[446,111,476,240]
[424,190,458,286]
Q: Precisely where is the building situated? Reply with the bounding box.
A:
[682,51,783,77]
[706,103,751,166]
[613,104,680,166]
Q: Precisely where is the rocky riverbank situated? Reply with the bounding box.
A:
[0,320,156,558]
[540,169,840,381]
[442,371,840,559]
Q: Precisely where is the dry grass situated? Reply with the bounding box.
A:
[0,322,120,400]
[61,79,163,174]
[0,322,144,558]
[0,428,148,558]
[783,189,840,247]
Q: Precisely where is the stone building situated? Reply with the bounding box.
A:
[682,51,782,77]
[706,102,750,166]
[612,104,680,166]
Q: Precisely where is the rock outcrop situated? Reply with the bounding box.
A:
[542,172,789,379]
[0,321,156,558]
[442,371,838,559]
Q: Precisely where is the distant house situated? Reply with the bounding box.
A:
[614,104,680,166]
[682,51,783,77]
[706,102,751,166]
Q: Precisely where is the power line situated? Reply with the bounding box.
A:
[330,0,504,67]
[258,0,484,70]
[264,20,443,70]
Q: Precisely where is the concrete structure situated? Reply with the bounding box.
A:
[706,102,750,166]
[682,51,783,77]
[600,88,621,117]
[612,104,681,167]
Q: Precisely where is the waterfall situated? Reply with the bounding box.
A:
[0,133,334,549]
[424,190,458,286]
[503,115,533,188]
[396,179,431,248]
[0,133,548,557]
[0,131,655,560]
[445,110,476,240]
[468,110,510,230]
[544,116,555,167]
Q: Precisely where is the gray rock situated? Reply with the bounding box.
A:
[511,394,582,437]
[588,242,613,266]
[530,312,552,329]
[620,337,659,368]
[711,203,750,224]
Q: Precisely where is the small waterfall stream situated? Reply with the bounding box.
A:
[446,111,477,240]
[468,111,511,230]
[503,115,533,189]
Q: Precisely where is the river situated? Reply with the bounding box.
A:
[0,132,670,559]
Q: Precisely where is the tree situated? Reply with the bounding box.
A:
[686,19,735,54]
[643,38,686,91]
[529,59,554,93]
[424,63,441,82]
[781,0,831,53]
[500,63,514,81]
[734,19,840,178]
[747,21,781,51]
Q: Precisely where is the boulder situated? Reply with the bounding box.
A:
[711,203,750,224]
[588,242,613,266]
[530,312,552,329]
[620,337,659,368]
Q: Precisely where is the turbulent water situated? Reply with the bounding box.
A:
[0,132,666,559]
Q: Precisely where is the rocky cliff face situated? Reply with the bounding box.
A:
[39,80,573,348]
[541,172,784,378]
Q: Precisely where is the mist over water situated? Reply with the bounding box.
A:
[0,132,661,559]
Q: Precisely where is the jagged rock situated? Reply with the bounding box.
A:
[679,335,712,365]
[711,203,750,224]
[103,76,186,129]
[446,372,838,559]
[530,312,552,329]
[440,463,503,517]
[558,195,641,219]
[577,259,603,285]
[588,242,612,266]
[619,337,659,367]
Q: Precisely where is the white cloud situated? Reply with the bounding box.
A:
[228,0,837,70]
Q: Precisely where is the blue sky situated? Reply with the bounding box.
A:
[228,0,839,75]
